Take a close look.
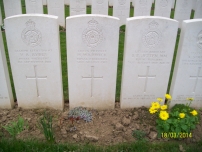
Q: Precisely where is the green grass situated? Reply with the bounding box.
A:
[0,1,194,102]
[0,139,202,152]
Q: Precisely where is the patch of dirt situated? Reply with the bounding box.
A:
[0,102,202,145]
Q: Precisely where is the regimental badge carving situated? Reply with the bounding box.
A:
[119,0,126,5]
[21,20,42,47]
[97,0,104,4]
[139,0,147,6]
[160,0,168,7]
[82,19,103,48]
[143,21,162,48]
[197,30,202,49]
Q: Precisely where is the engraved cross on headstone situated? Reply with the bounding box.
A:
[26,65,47,97]
[190,67,202,93]
[138,66,156,93]
[82,66,103,97]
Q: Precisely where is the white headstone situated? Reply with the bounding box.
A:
[113,0,130,26]
[194,0,202,19]
[170,19,202,108]
[109,0,113,6]
[66,15,119,109]
[86,0,92,5]
[92,0,108,15]
[47,0,65,27]
[0,30,14,109]
[120,16,178,108]
[172,0,175,9]
[64,0,70,5]
[70,0,86,16]
[3,0,22,18]
[192,0,197,10]
[25,0,43,14]
[174,0,192,28]
[133,0,152,16]
[4,14,64,110]
[154,0,172,18]
[42,0,47,5]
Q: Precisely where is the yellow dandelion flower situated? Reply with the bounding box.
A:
[187,97,194,101]
[149,107,157,114]
[157,98,163,102]
[161,105,167,110]
[165,94,172,100]
[159,111,169,120]
[151,102,160,109]
[190,110,198,116]
[179,113,185,118]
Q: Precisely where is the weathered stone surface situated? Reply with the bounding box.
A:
[170,19,202,108]
[5,14,64,110]
[47,0,65,27]
[194,0,202,19]
[154,0,172,18]
[174,0,192,28]
[70,0,86,16]
[133,0,152,16]
[92,0,108,15]
[25,0,43,14]
[120,16,178,108]
[113,0,130,26]
[66,15,119,109]
[0,25,14,109]
[3,0,22,18]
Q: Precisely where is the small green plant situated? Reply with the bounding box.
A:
[39,112,55,143]
[132,130,147,141]
[2,116,28,139]
[149,95,200,138]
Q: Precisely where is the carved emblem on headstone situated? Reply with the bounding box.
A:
[119,0,126,5]
[160,0,168,7]
[139,0,147,6]
[82,19,103,48]
[97,0,104,4]
[197,30,202,49]
[21,20,42,47]
[143,21,162,48]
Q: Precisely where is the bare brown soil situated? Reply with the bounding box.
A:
[0,102,202,145]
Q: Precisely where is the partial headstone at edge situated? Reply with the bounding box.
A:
[170,19,202,108]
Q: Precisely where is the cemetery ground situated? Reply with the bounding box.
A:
[1,1,202,151]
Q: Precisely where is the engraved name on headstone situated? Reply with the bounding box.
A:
[66,15,119,109]
[5,14,64,110]
[120,16,178,108]
[70,0,86,16]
